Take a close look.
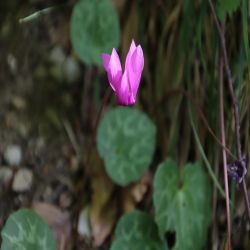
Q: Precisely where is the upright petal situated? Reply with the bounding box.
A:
[125,40,136,70]
[131,45,144,75]
[127,44,144,97]
[109,49,122,79]
[102,49,122,91]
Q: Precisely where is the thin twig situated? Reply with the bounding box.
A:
[242,178,250,218]
[208,0,250,221]
[19,4,68,23]
[219,58,231,250]
[212,148,220,250]
[189,104,227,199]
[63,119,80,157]
[164,88,236,160]
[207,0,241,157]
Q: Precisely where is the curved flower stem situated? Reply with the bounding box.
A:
[73,87,112,245]
[93,88,112,139]
[85,87,112,176]
[219,59,231,250]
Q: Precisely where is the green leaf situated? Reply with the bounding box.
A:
[97,107,156,186]
[111,211,168,250]
[216,0,240,21]
[1,209,56,250]
[70,0,120,66]
[153,158,211,250]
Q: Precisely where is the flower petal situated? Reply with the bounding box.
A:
[102,53,110,71]
[129,45,144,96]
[116,70,135,106]
[109,49,122,77]
[125,40,136,70]
[102,41,143,106]
[131,45,144,74]
[102,49,122,92]
[107,49,122,91]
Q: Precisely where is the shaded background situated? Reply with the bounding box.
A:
[0,0,250,249]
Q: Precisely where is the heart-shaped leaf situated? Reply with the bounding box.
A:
[111,210,168,250]
[153,158,211,250]
[97,107,156,186]
[70,0,120,66]
[1,209,56,250]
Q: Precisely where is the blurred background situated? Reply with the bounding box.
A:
[0,0,250,249]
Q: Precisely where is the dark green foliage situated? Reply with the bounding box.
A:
[1,209,56,250]
[97,107,156,186]
[111,211,168,250]
[70,0,120,66]
[153,159,211,250]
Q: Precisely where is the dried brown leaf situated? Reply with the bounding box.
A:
[122,171,152,212]
[89,154,117,247]
[32,202,71,250]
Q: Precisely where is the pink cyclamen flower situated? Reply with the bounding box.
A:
[102,40,144,106]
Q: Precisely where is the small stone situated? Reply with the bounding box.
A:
[0,167,13,184]
[49,46,66,65]
[12,168,33,192]
[7,53,17,74]
[12,96,26,110]
[70,156,79,171]
[78,206,91,237]
[4,145,22,166]
[63,57,81,83]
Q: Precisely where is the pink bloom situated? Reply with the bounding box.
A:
[102,40,144,106]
